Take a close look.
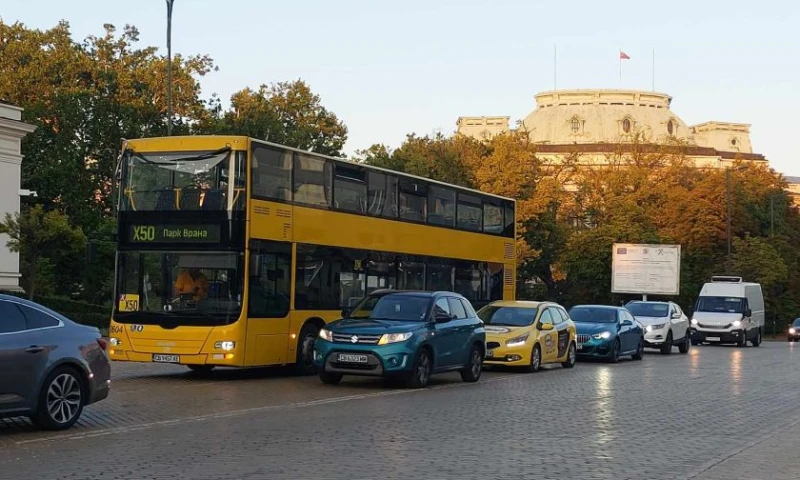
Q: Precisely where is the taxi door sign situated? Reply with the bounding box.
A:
[119,294,140,312]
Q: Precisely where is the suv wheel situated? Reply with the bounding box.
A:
[460,345,483,382]
[33,367,85,430]
[660,331,673,355]
[407,349,432,388]
[678,335,691,354]
[319,370,343,385]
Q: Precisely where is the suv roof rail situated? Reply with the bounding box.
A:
[711,275,743,283]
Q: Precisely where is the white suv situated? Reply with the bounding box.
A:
[625,301,690,355]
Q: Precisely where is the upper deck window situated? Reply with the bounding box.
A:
[121,148,244,212]
[252,145,292,201]
[293,154,332,208]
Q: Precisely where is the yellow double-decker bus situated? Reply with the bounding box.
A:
[109,135,516,373]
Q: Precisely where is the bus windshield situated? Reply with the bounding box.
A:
[120,148,245,211]
[115,251,244,325]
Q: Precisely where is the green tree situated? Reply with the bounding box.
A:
[0,205,86,300]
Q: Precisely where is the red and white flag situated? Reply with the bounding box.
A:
[620,51,630,60]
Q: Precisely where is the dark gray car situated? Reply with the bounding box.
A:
[0,294,111,430]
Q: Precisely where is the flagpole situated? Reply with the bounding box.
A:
[652,48,655,91]
[619,48,622,86]
[553,44,557,90]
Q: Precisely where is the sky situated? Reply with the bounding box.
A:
[4,0,799,174]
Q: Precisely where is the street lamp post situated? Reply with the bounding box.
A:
[166,0,175,136]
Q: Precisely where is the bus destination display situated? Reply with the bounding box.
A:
[128,224,221,244]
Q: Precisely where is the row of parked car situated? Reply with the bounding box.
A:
[312,289,699,388]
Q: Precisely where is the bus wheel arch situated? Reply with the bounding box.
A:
[294,318,324,375]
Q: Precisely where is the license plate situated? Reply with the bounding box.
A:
[486,350,494,358]
[706,336,721,342]
[578,344,585,350]
[337,353,368,364]
[153,354,180,363]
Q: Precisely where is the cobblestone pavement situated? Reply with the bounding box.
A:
[2,342,800,479]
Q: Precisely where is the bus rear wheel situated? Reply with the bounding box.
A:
[293,322,321,376]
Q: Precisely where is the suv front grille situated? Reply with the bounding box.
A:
[332,333,382,345]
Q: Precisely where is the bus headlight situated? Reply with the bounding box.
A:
[378,332,413,345]
[319,329,334,342]
[214,341,236,351]
[109,337,122,346]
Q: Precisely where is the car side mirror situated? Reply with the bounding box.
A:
[671,312,681,319]
[434,311,451,323]
[621,320,633,326]
[539,323,554,331]
[744,308,752,318]
[341,308,350,318]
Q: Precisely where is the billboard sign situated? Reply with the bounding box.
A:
[612,244,681,296]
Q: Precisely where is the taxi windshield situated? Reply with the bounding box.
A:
[478,306,537,326]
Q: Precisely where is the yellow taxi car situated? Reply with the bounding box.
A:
[477,300,578,372]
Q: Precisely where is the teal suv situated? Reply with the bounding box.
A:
[313,290,486,388]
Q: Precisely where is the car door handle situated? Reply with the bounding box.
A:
[25,346,44,354]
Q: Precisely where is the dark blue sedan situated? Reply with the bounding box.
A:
[569,305,644,362]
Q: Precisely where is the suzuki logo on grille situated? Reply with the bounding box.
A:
[350,335,359,344]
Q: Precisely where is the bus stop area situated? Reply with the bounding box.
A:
[2,342,800,480]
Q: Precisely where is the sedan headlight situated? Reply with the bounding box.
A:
[318,328,334,342]
[378,332,413,345]
[506,334,530,347]
[593,331,612,340]
[790,328,797,335]
[732,320,742,328]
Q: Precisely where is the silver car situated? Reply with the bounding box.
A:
[0,294,111,430]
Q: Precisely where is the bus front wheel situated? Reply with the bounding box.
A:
[293,322,321,376]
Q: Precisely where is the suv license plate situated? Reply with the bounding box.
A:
[337,354,368,364]
[706,337,720,342]
[153,354,180,363]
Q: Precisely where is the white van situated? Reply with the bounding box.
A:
[689,276,764,347]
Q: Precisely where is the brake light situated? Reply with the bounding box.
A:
[96,338,108,351]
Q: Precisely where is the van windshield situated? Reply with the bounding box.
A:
[696,296,744,314]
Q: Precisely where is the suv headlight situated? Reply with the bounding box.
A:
[646,323,666,333]
[378,332,413,345]
[506,334,530,347]
[593,331,612,340]
[318,328,334,342]
[732,320,742,328]
[790,327,797,335]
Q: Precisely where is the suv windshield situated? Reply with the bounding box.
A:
[121,148,245,211]
[569,307,618,323]
[695,296,744,314]
[478,306,537,326]
[349,294,432,322]
[115,250,244,325]
[626,302,669,317]
[794,318,800,327]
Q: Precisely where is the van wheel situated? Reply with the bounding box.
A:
[33,367,85,430]
[752,329,762,347]
[738,331,748,348]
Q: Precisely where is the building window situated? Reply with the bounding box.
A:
[622,118,631,133]
[731,138,738,147]
[570,118,581,133]
[667,120,674,135]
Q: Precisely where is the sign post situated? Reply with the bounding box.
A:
[612,244,681,299]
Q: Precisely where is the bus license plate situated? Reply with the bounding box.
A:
[706,337,720,342]
[153,354,180,363]
[337,353,368,364]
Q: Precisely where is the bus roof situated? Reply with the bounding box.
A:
[124,135,515,204]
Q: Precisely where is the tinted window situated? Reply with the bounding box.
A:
[568,307,618,323]
[20,305,59,329]
[483,203,504,234]
[626,302,670,317]
[433,298,451,318]
[293,154,332,207]
[251,145,292,201]
[399,179,426,222]
[428,186,455,227]
[503,202,515,238]
[350,294,431,322]
[334,165,367,214]
[367,172,398,218]
[449,298,468,319]
[457,193,482,232]
[249,241,292,318]
[478,306,537,326]
[0,301,27,334]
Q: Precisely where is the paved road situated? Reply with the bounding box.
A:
[2,342,800,479]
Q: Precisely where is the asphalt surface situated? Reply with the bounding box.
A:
[2,341,800,479]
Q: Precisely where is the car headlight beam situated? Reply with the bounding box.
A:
[378,332,413,345]
[505,334,530,347]
[592,331,612,340]
[318,328,334,342]
[732,320,742,328]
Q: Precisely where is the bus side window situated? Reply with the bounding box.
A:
[248,240,292,318]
